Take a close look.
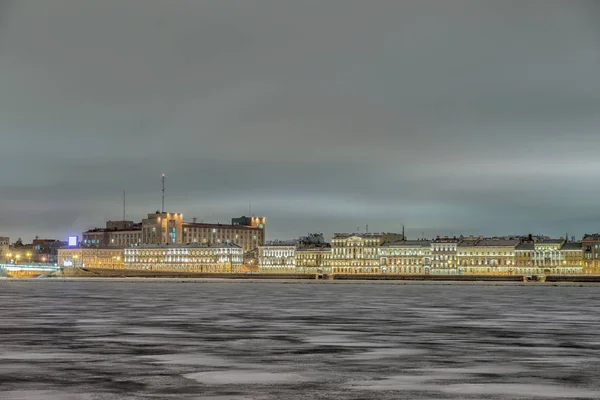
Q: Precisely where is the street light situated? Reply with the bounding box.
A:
[15,254,21,264]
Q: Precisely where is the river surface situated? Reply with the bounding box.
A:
[1,280,600,399]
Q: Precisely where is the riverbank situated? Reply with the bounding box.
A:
[3,277,600,286]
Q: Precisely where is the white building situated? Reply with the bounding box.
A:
[124,243,243,273]
[258,242,296,273]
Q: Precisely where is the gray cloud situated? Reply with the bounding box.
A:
[1,0,599,242]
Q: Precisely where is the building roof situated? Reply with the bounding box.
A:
[561,242,583,250]
[381,240,430,248]
[515,243,535,250]
[84,225,142,233]
[458,239,480,247]
[333,233,383,239]
[133,242,242,250]
[183,222,263,231]
[476,239,520,247]
[296,246,332,252]
[433,237,460,243]
[261,241,297,247]
[583,234,600,241]
[536,239,564,245]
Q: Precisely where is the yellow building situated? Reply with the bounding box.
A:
[515,242,535,275]
[331,233,403,274]
[456,239,519,275]
[124,243,243,273]
[295,246,332,274]
[183,220,265,253]
[379,240,431,274]
[582,234,600,274]
[58,248,124,269]
[559,242,583,275]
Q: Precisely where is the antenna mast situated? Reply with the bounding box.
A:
[161,174,165,213]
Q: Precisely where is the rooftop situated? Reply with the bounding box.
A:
[132,242,242,250]
[561,242,583,250]
[515,243,535,250]
[381,240,431,247]
[183,222,263,230]
[476,239,520,247]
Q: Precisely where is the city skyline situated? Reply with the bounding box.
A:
[2,1,600,241]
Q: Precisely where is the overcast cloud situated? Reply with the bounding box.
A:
[1,0,600,241]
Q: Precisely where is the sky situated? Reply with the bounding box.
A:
[1,0,600,242]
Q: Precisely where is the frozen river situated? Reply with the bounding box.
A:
[1,280,600,399]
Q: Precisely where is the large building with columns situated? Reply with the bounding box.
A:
[330,233,404,274]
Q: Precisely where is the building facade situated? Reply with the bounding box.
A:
[58,248,124,269]
[142,212,184,245]
[182,219,265,253]
[560,242,583,275]
[331,233,404,274]
[124,243,243,273]
[431,237,460,274]
[379,240,431,274]
[258,243,296,273]
[82,221,142,248]
[456,239,519,275]
[532,239,564,273]
[582,234,600,274]
[295,246,332,274]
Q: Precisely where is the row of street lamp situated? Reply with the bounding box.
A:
[3,252,48,264]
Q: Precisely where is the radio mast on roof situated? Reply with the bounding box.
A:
[161,174,165,213]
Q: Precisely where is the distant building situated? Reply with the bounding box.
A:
[124,243,243,273]
[582,234,600,274]
[258,243,296,273]
[331,232,404,274]
[82,212,265,252]
[58,247,124,269]
[183,217,265,253]
[0,237,9,256]
[142,212,183,245]
[379,240,431,274]
[83,221,142,248]
[560,242,583,275]
[431,237,460,274]
[456,238,520,275]
[533,239,565,272]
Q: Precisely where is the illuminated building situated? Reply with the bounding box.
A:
[431,237,460,274]
[0,237,9,258]
[379,240,431,274]
[532,239,564,273]
[560,242,583,274]
[331,233,404,274]
[515,242,535,274]
[58,248,124,269]
[82,221,142,248]
[456,238,519,275]
[258,242,296,273]
[295,246,332,274]
[124,243,243,273]
[142,212,183,245]
[582,234,600,274]
[182,216,265,253]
